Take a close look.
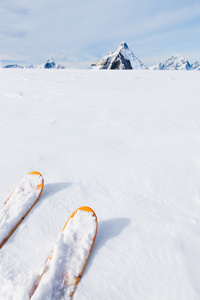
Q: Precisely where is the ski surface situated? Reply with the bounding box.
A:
[30,206,98,300]
[0,171,44,249]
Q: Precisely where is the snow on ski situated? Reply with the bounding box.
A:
[0,171,44,249]
[30,206,98,300]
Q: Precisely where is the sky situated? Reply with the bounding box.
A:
[0,0,200,68]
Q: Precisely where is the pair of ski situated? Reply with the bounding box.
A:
[0,172,98,300]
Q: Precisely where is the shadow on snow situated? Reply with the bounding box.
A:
[84,217,131,275]
[40,182,72,200]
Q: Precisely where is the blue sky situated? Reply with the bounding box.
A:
[0,0,200,67]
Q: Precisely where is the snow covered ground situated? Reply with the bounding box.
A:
[0,68,200,300]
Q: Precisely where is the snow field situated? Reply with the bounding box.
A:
[0,69,200,299]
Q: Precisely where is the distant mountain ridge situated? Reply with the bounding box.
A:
[2,45,200,70]
[92,43,199,71]
[4,64,23,69]
[191,61,200,70]
[3,58,65,69]
[151,55,192,70]
[92,42,148,70]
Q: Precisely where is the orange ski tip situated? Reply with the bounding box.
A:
[62,206,97,232]
[77,206,97,220]
[1,172,45,250]
[28,171,43,177]
[28,171,44,190]
[3,172,44,205]
[78,206,95,214]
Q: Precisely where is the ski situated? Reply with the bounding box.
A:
[0,171,44,249]
[30,206,98,300]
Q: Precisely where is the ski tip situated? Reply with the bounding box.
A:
[28,171,43,177]
[74,206,97,220]
[78,206,97,215]
[62,206,97,232]
[28,171,44,191]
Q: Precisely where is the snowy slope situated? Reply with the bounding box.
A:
[151,55,192,70]
[0,69,200,300]
[92,42,148,70]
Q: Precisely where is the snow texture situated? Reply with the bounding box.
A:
[0,69,200,300]
[0,173,43,247]
[31,209,97,300]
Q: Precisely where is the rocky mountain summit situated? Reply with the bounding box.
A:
[92,42,148,70]
[42,58,56,69]
[41,58,64,69]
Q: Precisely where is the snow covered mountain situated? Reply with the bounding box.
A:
[42,57,56,69]
[36,58,64,69]
[3,64,23,69]
[3,58,65,69]
[92,42,148,70]
[40,58,64,69]
[2,52,199,71]
[191,61,200,70]
[151,55,192,70]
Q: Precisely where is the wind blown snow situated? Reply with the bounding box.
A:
[0,173,43,247]
[31,209,97,300]
[0,69,200,300]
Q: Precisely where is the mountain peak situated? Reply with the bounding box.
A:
[47,57,55,63]
[43,58,56,69]
[92,42,148,70]
[120,41,129,49]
